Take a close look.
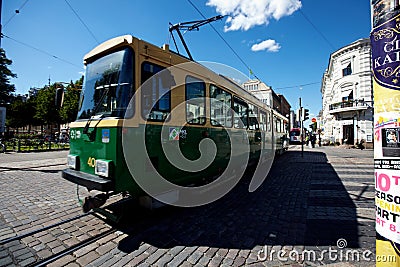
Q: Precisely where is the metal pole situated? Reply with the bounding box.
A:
[175,27,193,61]
[0,0,3,48]
[300,97,303,157]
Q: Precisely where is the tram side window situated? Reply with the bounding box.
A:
[248,104,259,130]
[186,76,206,125]
[210,84,232,127]
[260,111,267,132]
[233,96,248,129]
[275,118,281,133]
[267,111,271,132]
[141,62,172,121]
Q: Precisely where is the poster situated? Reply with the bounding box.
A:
[371,0,400,265]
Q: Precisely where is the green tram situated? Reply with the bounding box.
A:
[62,35,289,210]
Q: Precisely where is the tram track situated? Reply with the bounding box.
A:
[0,162,67,173]
[21,202,183,266]
[0,211,95,246]
[0,210,114,267]
[27,228,117,267]
[0,196,135,266]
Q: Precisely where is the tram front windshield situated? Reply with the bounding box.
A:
[77,48,134,120]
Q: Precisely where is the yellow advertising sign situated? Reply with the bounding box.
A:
[371,0,400,265]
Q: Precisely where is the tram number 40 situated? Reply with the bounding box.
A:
[87,157,96,168]
[375,171,400,192]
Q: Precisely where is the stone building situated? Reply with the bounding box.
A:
[320,38,373,147]
[243,80,273,107]
[243,80,292,129]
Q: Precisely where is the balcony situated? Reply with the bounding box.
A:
[329,100,372,114]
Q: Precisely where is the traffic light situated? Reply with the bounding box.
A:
[309,122,317,131]
[303,108,309,121]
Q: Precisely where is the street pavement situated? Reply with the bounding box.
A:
[0,146,375,267]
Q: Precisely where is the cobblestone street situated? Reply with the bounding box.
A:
[0,147,375,267]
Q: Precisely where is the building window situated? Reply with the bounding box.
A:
[342,63,352,77]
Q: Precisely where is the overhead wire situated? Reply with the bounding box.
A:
[297,9,336,51]
[3,0,30,29]
[187,0,335,89]
[275,81,321,90]
[3,34,82,69]
[64,0,100,44]
[286,0,336,50]
[4,1,327,91]
[185,0,261,81]
[2,0,85,69]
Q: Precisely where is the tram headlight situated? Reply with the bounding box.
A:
[95,159,112,178]
[67,154,79,170]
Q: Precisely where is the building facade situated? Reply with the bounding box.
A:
[243,80,292,129]
[243,80,273,107]
[243,80,291,114]
[321,38,373,147]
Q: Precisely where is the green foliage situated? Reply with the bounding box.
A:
[34,85,59,124]
[0,49,17,105]
[6,96,35,128]
[59,77,82,123]
[6,76,83,130]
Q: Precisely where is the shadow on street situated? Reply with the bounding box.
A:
[116,150,369,253]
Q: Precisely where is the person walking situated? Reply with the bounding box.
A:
[311,134,316,148]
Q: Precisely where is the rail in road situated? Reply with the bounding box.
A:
[0,148,375,267]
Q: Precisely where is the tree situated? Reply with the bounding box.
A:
[34,85,59,131]
[7,98,27,129]
[6,96,36,131]
[0,49,17,105]
[59,77,82,123]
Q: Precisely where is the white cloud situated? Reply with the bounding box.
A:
[251,39,281,52]
[206,0,301,31]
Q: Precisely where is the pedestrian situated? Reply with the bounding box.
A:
[358,139,365,150]
[311,134,316,148]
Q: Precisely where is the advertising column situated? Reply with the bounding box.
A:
[371,1,400,265]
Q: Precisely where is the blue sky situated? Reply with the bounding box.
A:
[3,0,372,119]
